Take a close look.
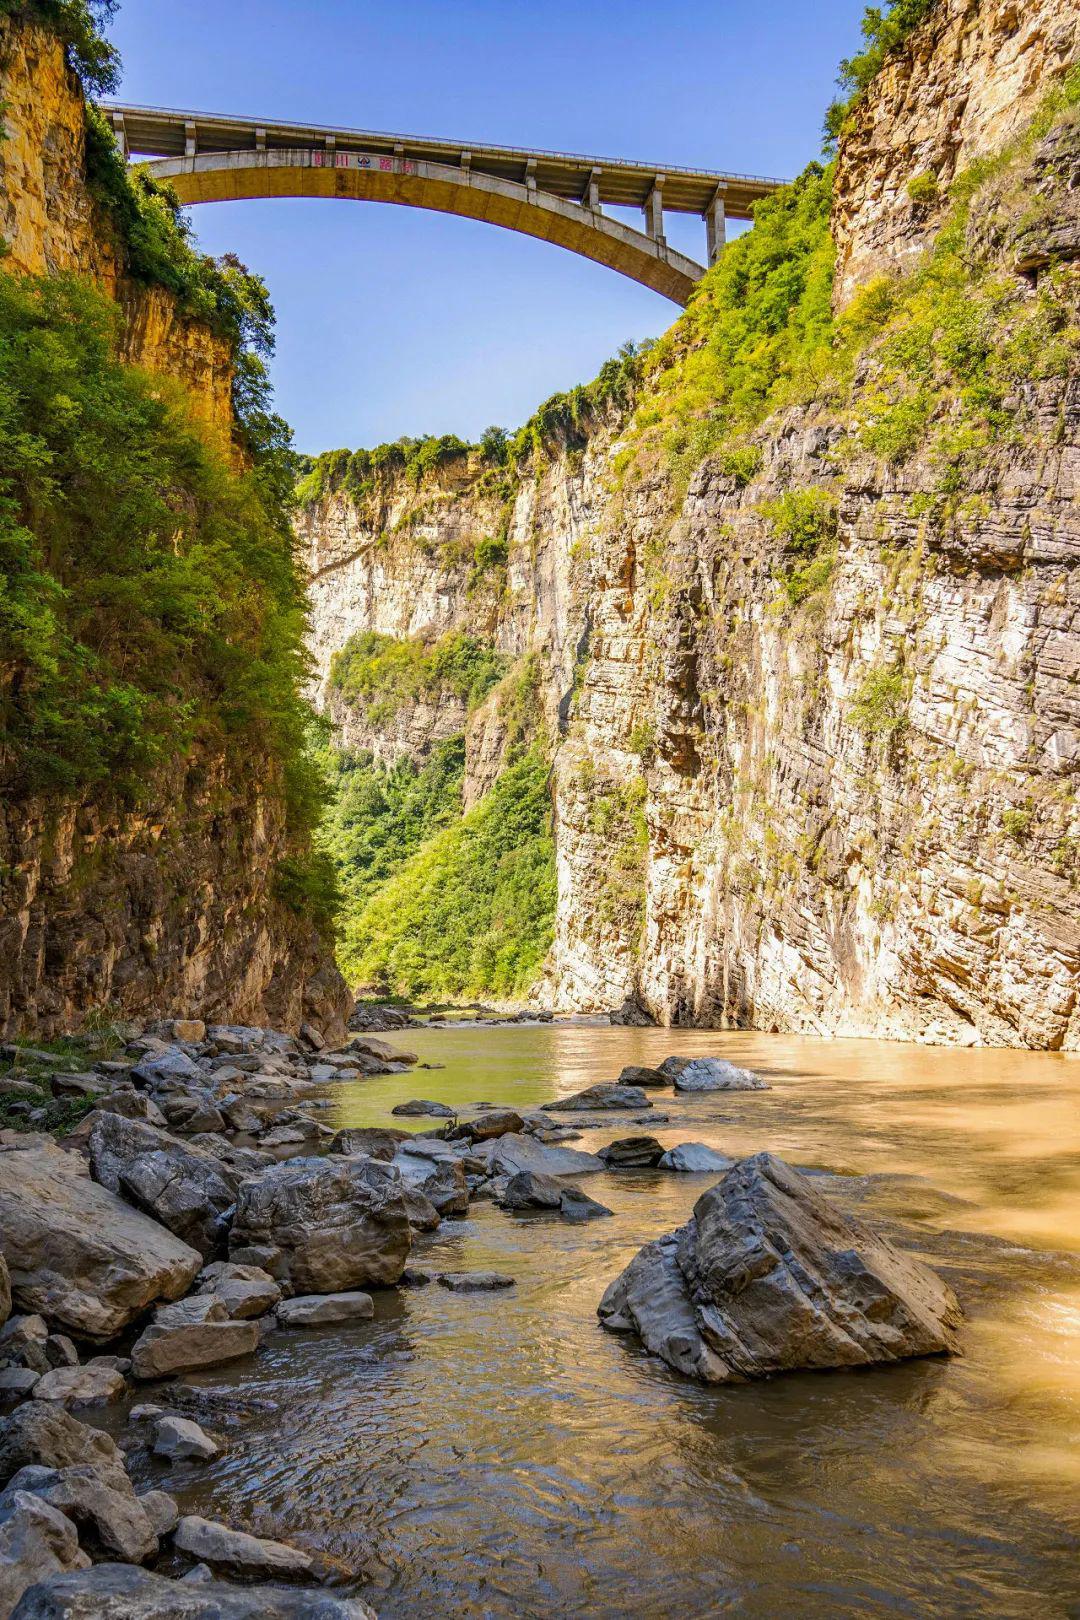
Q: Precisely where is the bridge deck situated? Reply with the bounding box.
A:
[101,102,785,220]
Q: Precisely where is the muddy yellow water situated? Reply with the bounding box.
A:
[144,1027,1080,1618]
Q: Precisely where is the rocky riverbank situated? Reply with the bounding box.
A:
[0,1016,968,1614]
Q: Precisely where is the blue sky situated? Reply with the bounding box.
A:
[110,0,866,453]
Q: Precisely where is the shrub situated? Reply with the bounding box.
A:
[906,170,939,205]
[0,0,119,92]
[825,0,940,143]
[329,631,505,722]
[848,663,910,739]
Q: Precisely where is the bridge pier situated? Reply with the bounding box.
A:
[704,185,727,264]
[644,174,665,244]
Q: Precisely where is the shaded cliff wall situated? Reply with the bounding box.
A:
[0,19,348,1040]
[299,0,1078,1048]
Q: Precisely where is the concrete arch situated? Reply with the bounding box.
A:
[146,149,707,304]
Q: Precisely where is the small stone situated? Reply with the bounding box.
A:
[390,1099,456,1118]
[44,1338,78,1371]
[558,1187,613,1222]
[152,1415,219,1462]
[400,1267,434,1287]
[658,1142,733,1173]
[275,1292,374,1328]
[598,1136,665,1169]
[615,1065,668,1088]
[173,1513,315,1581]
[137,1488,179,1536]
[437,1271,515,1292]
[171,1020,206,1044]
[542,1084,650,1113]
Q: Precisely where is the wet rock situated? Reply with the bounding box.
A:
[87,1115,236,1258]
[542,1084,650,1113]
[657,1056,691,1082]
[390,1152,469,1218]
[20,1464,159,1564]
[173,1514,314,1581]
[669,1058,768,1093]
[390,1100,455,1118]
[130,1313,259,1382]
[452,1110,525,1143]
[615,1065,668,1088]
[0,1493,89,1616]
[31,1365,125,1410]
[437,1272,515,1292]
[0,1406,127,1491]
[399,1267,434,1288]
[0,1143,202,1340]
[229,1156,411,1292]
[0,1371,40,1401]
[137,1490,178,1537]
[558,1187,613,1222]
[658,1143,733,1173]
[500,1171,563,1210]
[196,1264,281,1321]
[152,1416,219,1462]
[10,1564,378,1616]
[598,1137,665,1169]
[328,1127,409,1161]
[482,1134,603,1180]
[275,1292,374,1327]
[598,1153,963,1383]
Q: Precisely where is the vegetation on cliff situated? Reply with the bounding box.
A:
[329,631,505,725]
[337,744,556,1000]
[0,0,118,92]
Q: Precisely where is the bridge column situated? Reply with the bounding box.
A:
[644,174,665,243]
[581,166,601,211]
[704,185,727,264]
[184,121,197,159]
[110,110,128,157]
[255,126,266,153]
[524,157,537,197]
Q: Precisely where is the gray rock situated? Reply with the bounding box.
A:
[130,1317,259,1382]
[32,1365,125,1410]
[94,1088,169,1127]
[657,1056,692,1081]
[42,1340,76,1373]
[542,1084,650,1113]
[482,1134,603,1180]
[137,1490,179,1537]
[558,1186,613,1222]
[615,1065,668,1088]
[131,1049,201,1087]
[0,1144,201,1341]
[25,1465,159,1564]
[500,1171,564,1209]
[437,1272,515,1292]
[0,1318,48,1375]
[0,1493,89,1617]
[196,1264,281,1320]
[152,1416,219,1462]
[11,1565,378,1616]
[173,1514,313,1581]
[157,1093,226,1137]
[453,1109,524,1142]
[328,1127,408,1161]
[275,1292,373,1328]
[670,1058,768,1093]
[48,1075,101,1100]
[658,1143,733,1173]
[389,1152,469,1218]
[598,1136,665,1168]
[598,1153,963,1382]
[229,1156,411,1293]
[0,1370,40,1399]
[390,1100,455,1118]
[0,1406,127,1492]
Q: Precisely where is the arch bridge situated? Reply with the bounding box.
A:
[102,103,786,305]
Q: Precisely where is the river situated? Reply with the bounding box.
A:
[138,1025,1080,1618]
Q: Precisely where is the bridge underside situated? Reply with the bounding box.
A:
[147,150,708,304]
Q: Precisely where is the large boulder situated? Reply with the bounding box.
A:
[195,1264,281,1321]
[669,1058,768,1093]
[615,1066,668,1088]
[173,1515,312,1581]
[0,1494,89,1618]
[10,1565,377,1617]
[0,1408,127,1493]
[452,1110,524,1143]
[328,1128,408,1161]
[229,1157,411,1292]
[481,1134,603,1180]
[87,1116,237,1257]
[542,1084,650,1113]
[0,1144,202,1341]
[130,1300,259,1382]
[389,1152,469,1218]
[598,1153,962,1383]
[500,1173,612,1223]
[275,1293,373,1328]
[11,1464,159,1564]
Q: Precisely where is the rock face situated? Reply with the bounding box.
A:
[0,1143,202,1341]
[832,0,1078,303]
[598,1153,963,1382]
[229,1156,412,1291]
[298,0,1080,1052]
[0,16,349,1045]
[9,1565,378,1618]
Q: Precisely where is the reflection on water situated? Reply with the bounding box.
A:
[139,1027,1080,1617]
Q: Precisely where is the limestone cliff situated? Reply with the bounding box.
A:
[0,17,348,1041]
[300,0,1079,1049]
